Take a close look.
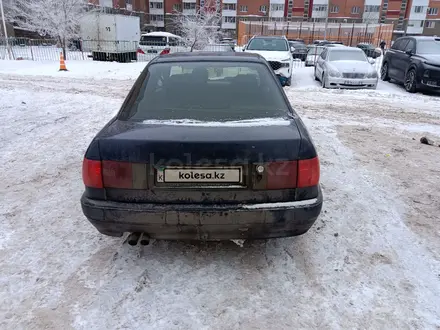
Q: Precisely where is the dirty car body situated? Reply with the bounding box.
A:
[81,52,322,241]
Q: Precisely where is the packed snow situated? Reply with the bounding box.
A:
[1,60,440,329]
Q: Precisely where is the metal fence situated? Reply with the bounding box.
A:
[0,37,383,73]
[0,38,240,62]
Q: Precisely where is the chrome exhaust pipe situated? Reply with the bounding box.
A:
[127,232,141,246]
[139,233,150,246]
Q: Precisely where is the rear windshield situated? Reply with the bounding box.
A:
[307,47,324,55]
[290,42,306,49]
[120,61,290,122]
[328,50,367,62]
[140,36,167,46]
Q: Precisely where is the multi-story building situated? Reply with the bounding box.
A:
[91,0,440,36]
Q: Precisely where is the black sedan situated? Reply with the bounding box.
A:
[356,43,381,59]
[81,52,322,243]
[381,36,440,93]
[289,41,308,61]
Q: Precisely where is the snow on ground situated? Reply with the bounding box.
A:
[1,60,440,329]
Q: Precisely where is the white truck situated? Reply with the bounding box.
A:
[80,13,140,62]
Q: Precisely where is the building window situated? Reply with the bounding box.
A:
[150,14,164,21]
[270,4,285,11]
[240,5,248,12]
[351,6,361,14]
[260,5,267,13]
[330,6,339,13]
[425,21,436,28]
[223,3,236,11]
[173,3,181,11]
[365,5,380,12]
[183,3,196,10]
[313,5,327,12]
[150,2,163,9]
[223,16,236,23]
[428,7,439,15]
[414,6,424,13]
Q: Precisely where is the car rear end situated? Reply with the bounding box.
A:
[290,42,308,61]
[81,55,322,240]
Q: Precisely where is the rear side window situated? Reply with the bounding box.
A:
[140,36,167,46]
[120,62,290,122]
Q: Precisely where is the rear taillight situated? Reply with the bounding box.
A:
[83,159,134,189]
[266,161,298,189]
[262,157,320,190]
[297,157,320,188]
[102,161,133,189]
[160,48,170,55]
[82,158,103,188]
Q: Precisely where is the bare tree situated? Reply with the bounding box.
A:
[7,0,88,58]
[173,7,222,51]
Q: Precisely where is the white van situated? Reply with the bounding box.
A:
[139,32,189,55]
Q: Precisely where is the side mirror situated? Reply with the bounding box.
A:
[369,58,376,65]
[242,45,246,51]
[290,46,295,52]
[405,50,413,56]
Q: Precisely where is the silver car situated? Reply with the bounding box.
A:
[314,47,378,89]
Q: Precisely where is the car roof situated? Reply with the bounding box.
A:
[327,46,362,52]
[141,31,182,39]
[151,52,266,63]
[251,36,287,40]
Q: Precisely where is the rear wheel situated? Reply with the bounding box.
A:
[314,68,319,81]
[381,62,390,81]
[404,69,417,93]
[285,76,292,86]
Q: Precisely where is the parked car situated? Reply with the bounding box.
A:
[305,46,325,67]
[139,31,188,55]
[243,36,294,86]
[289,41,308,61]
[197,44,235,52]
[313,40,329,45]
[356,43,381,59]
[324,43,346,48]
[289,38,305,44]
[381,36,440,93]
[81,52,323,243]
[314,47,378,89]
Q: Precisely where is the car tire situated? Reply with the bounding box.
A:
[381,62,390,81]
[285,76,292,86]
[321,73,327,88]
[404,69,417,93]
[314,68,319,81]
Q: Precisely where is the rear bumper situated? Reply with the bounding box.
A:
[81,187,323,240]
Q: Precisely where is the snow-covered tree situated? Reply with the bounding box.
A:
[173,8,222,51]
[8,0,88,58]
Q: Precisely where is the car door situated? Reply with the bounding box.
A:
[315,49,328,78]
[388,38,409,81]
[400,39,416,79]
